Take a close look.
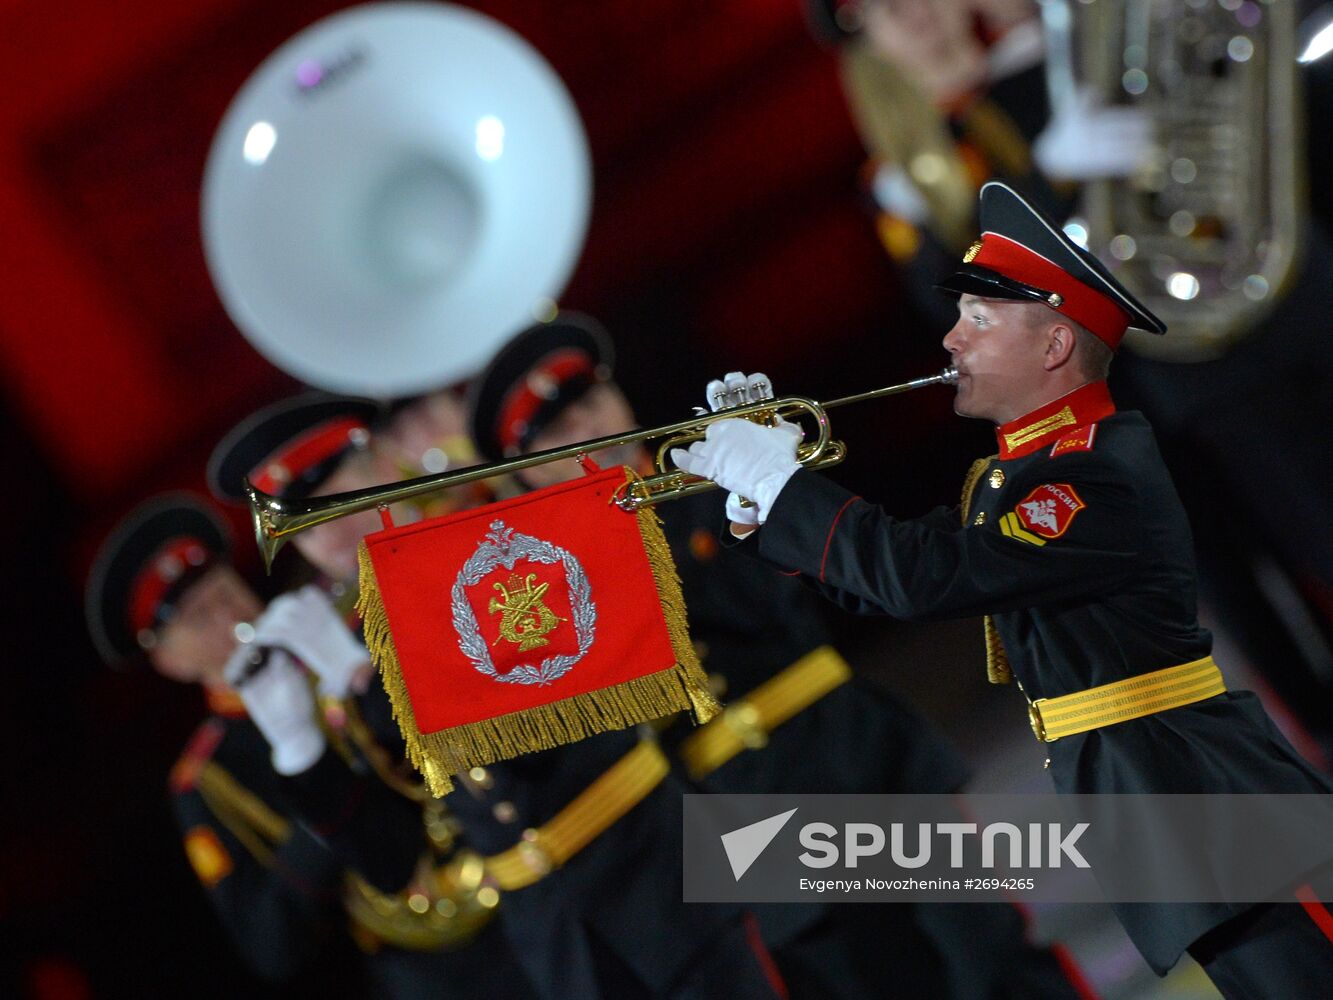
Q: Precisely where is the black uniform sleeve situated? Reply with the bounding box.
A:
[279,746,423,893]
[756,461,1143,622]
[172,787,341,982]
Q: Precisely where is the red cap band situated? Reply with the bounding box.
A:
[129,537,210,633]
[973,234,1132,348]
[496,349,596,452]
[250,417,365,495]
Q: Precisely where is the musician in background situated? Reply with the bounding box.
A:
[202,396,542,997]
[813,0,1333,756]
[209,390,781,999]
[467,312,1095,1000]
[83,494,424,995]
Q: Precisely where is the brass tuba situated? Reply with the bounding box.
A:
[1041,0,1305,361]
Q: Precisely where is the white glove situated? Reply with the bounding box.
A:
[1033,88,1153,181]
[725,491,760,527]
[671,419,801,524]
[702,372,775,525]
[250,585,370,699]
[225,647,325,775]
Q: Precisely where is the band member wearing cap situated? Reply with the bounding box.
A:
[208,391,407,587]
[207,393,554,996]
[83,494,432,992]
[210,386,779,1000]
[470,313,1093,1000]
[673,181,1333,996]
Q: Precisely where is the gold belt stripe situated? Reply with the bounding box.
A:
[680,645,853,780]
[1029,656,1225,743]
[485,740,670,891]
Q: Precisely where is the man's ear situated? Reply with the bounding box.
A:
[1044,321,1077,371]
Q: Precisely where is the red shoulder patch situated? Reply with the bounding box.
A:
[170,719,225,794]
[1050,423,1099,458]
[1014,483,1086,539]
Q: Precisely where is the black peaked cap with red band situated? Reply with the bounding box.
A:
[208,392,382,506]
[935,181,1166,349]
[85,494,229,668]
[467,312,614,462]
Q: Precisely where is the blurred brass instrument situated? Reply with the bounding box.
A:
[248,367,960,570]
[1042,0,1304,361]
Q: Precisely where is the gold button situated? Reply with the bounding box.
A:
[988,468,1005,489]
[973,511,987,525]
[492,801,517,823]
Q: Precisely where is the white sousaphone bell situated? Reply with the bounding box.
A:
[202,1,591,396]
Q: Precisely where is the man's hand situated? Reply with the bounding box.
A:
[702,371,775,529]
[672,419,801,524]
[225,647,325,775]
[250,584,372,699]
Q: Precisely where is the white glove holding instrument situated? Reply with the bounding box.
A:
[673,369,802,525]
[225,645,325,775]
[1033,88,1154,181]
[702,372,777,526]
[250,584,371,699]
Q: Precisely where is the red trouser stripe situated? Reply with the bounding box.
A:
[742,911,788,1000]
[1294,884,1333,944]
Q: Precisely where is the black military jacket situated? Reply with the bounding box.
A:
[172,697,530,999]
[171,712,346,984]
[754,382,1333,973]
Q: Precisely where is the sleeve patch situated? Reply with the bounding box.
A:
[999,511,1046,546]
[1013,484,1086,539]
[184,826,233,888]
[1050,423,1098,457]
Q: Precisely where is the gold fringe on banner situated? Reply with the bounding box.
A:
[356,471,720,797]
[631,498,721,726]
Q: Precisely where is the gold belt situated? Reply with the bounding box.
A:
[485,739,669,891]
[1028,656,1226,743]
[680,645,853,780]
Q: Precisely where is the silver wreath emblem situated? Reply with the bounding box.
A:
[451,521,596,685]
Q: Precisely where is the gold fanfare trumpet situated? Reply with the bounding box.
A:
[247,367,959,570]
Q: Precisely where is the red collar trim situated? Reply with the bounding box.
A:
[995,381,1115,459]
[250,417,365,495]
[129,537,211,633]
[496,349,596,452]
[973,233,1131,348]
[206,686,248,719]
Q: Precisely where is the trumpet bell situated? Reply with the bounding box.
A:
[202,2,591,396]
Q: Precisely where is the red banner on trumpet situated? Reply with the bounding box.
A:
[357,467,718,795]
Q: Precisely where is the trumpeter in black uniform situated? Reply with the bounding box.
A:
[469,313,1095,999]
[211,392,785,1000]
[674,181,1333,999]
[818,0,1333,749]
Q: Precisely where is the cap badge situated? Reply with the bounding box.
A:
[963,240,983,264]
